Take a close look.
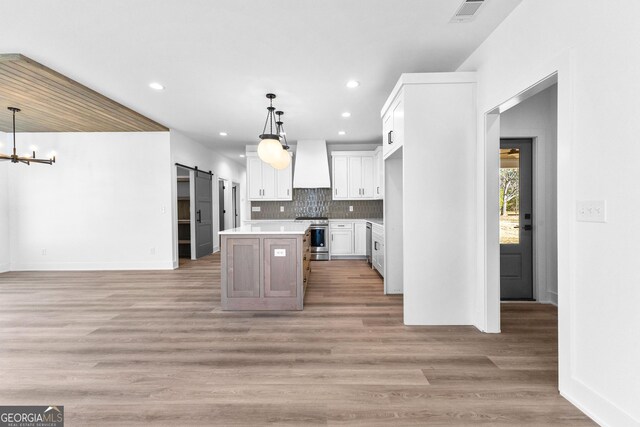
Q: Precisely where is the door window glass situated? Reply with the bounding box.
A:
[500,148,520,244]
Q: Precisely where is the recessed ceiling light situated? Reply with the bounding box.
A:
[338,131,346,136]
[219,132,228,136]
[149,82,164,90]
[346,80,360,88]
[341,112,351,118]
[239,154,246,158]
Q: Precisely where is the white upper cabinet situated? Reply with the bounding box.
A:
[332,152,376,200]
[382,92,404,159]
[275,165,292,199]
[332,156,349,199]
[374,146,384,199]
[247,153,292,201]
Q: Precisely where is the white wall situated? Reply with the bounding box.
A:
[500,85,558,304]
[6,132,174,270]
[460,1,640,425]
[169,130,246,262]
[0,132,9,272]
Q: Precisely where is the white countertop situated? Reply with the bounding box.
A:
[220,221,310,235]
[247,218,384,225]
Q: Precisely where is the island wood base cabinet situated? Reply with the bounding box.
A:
[221,229,311,310]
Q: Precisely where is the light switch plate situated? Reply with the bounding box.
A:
[280,206,284,212]
[349,206,353,212]
[274,249,286,257]
[576,200,606,222]
[252,206,261,212]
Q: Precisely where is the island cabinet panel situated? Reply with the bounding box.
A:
[264,238,298,298]
[226,238,260,298]
[220,230,307,311]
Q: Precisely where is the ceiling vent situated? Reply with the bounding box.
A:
[450,0,484,23]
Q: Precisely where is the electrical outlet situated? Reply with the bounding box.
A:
[150,247,156,255]
[161,205,166,214]
[252,206,261,212]
[349,206,353,212]
[576,200,606,223]
[280,206,284,212]
[274,249,286,257]
[41,249,47,256]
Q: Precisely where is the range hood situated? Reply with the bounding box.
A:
[293,140,331,188]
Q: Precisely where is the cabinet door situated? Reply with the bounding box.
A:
[332,156,349,199]
[226,238,261,298]
[374,149,383,199]
[361,155,374,198]
[383,93,404,159]
[247,156,263,200]
[353,222,367,255]
[382,110,393,158]
[331,230,353,255]
[276,162,292,200]
[261,163,276,199]
[392,97,404,147]
[348,156,363,198]
[264,238,298,298]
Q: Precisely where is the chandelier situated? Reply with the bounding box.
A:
[0,107,56,165]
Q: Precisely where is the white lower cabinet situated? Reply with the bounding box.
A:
[372,226,384,277]
[330,220,367,257]
[354,222,367,255]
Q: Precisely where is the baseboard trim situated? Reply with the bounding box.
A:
[547,290,558,306]
[561,375,639,427]
[9,260,175,271]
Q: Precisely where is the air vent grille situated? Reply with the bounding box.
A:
[451,0,484,22]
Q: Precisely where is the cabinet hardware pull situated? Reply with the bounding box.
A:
[388,130,393,144]
[197,210,202,223]
[374,241,379,250]
[287,189,289,196]
[335,188,337,195]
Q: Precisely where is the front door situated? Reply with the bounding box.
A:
[500,139,533,299]
[194,171,213,258]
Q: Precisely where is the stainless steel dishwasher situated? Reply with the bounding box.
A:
[366,222,372,265]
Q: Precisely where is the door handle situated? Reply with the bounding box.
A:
[388,130,393,144]
[197,210,202,223]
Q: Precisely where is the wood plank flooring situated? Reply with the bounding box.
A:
[0,255,594,426]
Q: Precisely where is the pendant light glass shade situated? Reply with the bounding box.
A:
[270,147,291,170]
[257,93,282,164]
[257,137,283,163]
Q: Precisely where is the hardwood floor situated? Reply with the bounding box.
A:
[0,255,594,426]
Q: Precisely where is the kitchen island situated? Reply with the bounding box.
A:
[219,221,311,310]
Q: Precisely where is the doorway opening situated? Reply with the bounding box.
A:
[176,166,192,260]
[231,181,240,228]
[500,138,534,300]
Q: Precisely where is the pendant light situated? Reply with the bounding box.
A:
[0,107,56,165]
[270,111,291,170]
[257,93,283,164]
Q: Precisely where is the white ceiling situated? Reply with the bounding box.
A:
[0,0,522,164]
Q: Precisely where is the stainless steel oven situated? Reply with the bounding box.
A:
[296,217,329,261]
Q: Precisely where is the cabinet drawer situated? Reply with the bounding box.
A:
[330,221,353,230]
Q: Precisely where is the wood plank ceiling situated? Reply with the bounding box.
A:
[0,54,168,132]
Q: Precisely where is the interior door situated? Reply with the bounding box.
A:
[195,171,213,258]
[500,139,533,299]
[223,179,233,231]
